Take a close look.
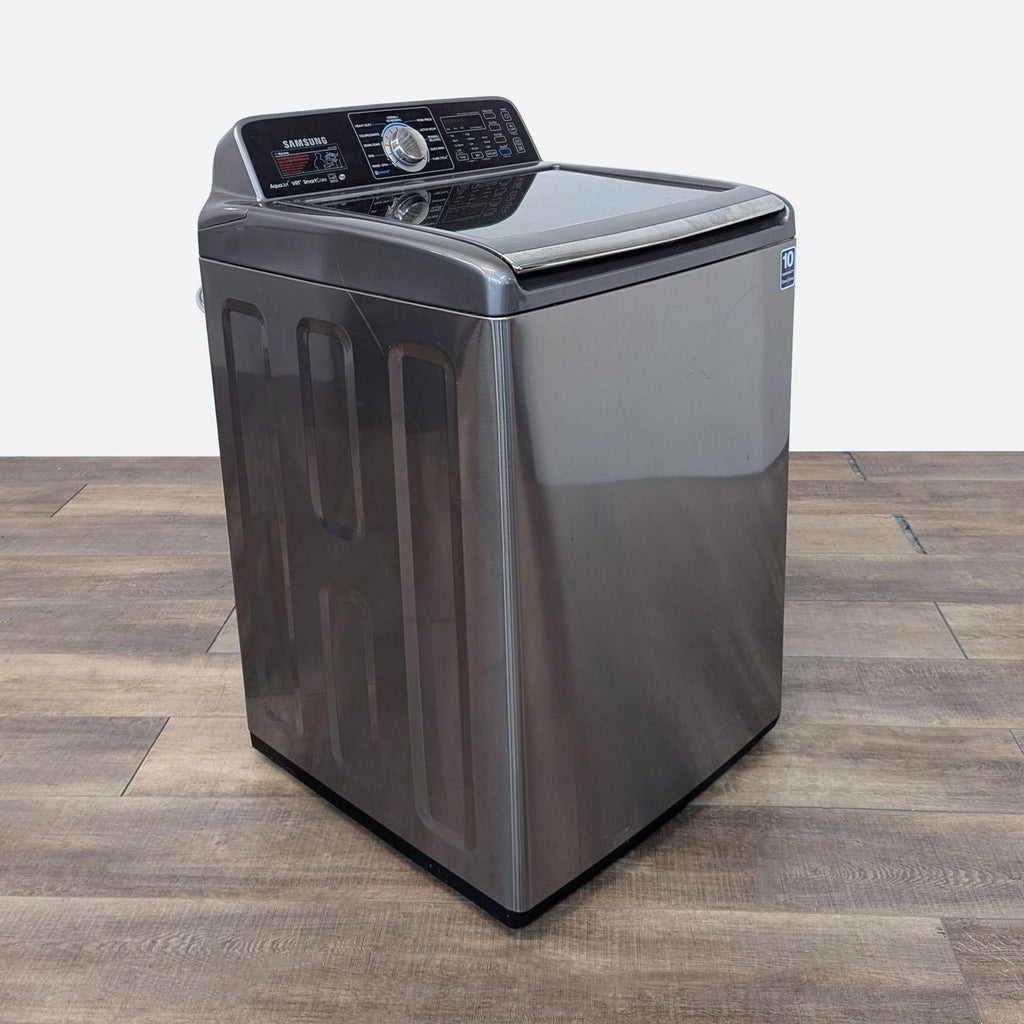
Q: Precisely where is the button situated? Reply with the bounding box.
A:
[501,109,512,121]
[485,149,498,158]
[455,151,469,162]
[472,152,485,160]
[513,138,526,153]
[487,121,501,132]
[498,146,512,157]
[505,124,518,135]
[493,134,507,144]
[482,108,496,119]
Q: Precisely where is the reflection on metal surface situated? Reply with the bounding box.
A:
[222,300,300,737]
[505,194,787,273]
[490,318,527,909]
[384,191,431,224]
[389,343,475,851]
[319,172,534,232]
[319,583,378,775]
[297,319,365,541]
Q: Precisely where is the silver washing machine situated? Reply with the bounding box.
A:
[198,96,795,926]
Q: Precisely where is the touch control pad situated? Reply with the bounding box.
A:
[239,97,540,199]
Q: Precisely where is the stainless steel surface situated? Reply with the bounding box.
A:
[200,240,793,915]
[195,288,205,312]
[203,260,519,906]
[381,123,430,173]
[508,247,792,906]
[504,193,786,273]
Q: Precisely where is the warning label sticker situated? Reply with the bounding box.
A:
[272,144,346,178]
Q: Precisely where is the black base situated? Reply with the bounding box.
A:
[252,714,779,928]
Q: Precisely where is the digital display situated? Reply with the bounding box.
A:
[272,144,346,178]
[441,112,486,133]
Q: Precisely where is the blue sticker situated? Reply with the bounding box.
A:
[780,246,796,290]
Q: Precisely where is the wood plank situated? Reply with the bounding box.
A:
[783,601,964,659]
[938,604,1024,660]
[1,799,1021,918]
[789,479,1024,516]
[126,717,304,797]
[0,555,232,601]
[208,609,239,654]
[0,795,414,898]
[0,899,979,1024]
[55,483,226,517]
[0,483,84,516]
[787,554,1024,603]
[695,723,1024,812]
[787,451,859,480]
[783,657,1024,727]
[618,805,1024,917]
[906,511,1024,555]
[0,653,243,716]
[0,514,229,555]
[944,918,1024,1024]
[787,514,911,554]
[0,598,234,655]
[0,717,165,797]
[0,456,222,485]
[853,452,1024,481]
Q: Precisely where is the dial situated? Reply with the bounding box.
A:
[381,123,430,173]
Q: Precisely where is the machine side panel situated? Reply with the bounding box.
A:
[509,242,795,908]
[199,260,517,908]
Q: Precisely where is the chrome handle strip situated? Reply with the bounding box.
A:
[504,194,786,274]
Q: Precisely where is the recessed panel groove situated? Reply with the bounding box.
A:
[389,343,475,850]
[318,582,378,777]
[222,300,300,736]
[297,319,365,541]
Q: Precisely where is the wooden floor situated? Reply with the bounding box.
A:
[1,453,1023,1023]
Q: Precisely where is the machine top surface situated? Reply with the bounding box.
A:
[200,97,794,310]
[286,168,735,261]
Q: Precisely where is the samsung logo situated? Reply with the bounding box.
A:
[282,136,327,149]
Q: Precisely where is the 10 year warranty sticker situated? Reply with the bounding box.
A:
[780,246,796,290]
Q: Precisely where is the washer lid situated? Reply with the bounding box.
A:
[293,167,784,273]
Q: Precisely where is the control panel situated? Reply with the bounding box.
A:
[239,97,540,199]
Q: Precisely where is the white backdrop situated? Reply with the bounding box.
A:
[2,1,1021,455]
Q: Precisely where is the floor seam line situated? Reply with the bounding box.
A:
[934,601,970,660]
[1013,731,1024,760]
[205,604,236,654]
[843,452,867,480]
[49,483,88,517]
[692,802,1024,816]
[119,717,169,796]
[0,895,996,924]
[893,514,927,553]
[938,917,988,1024]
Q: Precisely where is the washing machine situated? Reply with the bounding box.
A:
[198,96,795,926]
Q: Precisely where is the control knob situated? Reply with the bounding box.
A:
[381,123,430,173]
